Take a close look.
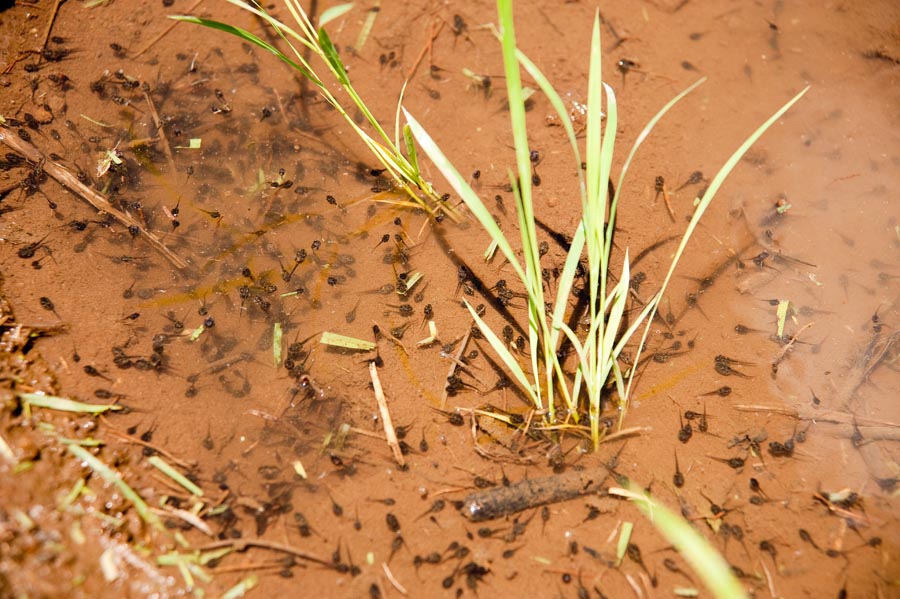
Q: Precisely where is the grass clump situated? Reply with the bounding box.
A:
[174,1,458,221]
[406,0,807,448]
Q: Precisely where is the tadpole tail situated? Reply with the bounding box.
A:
[460,469,609,522]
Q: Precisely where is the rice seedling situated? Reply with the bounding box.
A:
[405,0,808,448]
[173,1,458,220]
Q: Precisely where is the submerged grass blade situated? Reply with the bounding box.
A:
[273,322,283,367]
[611,485,748,599]
[320,331,376,351]
[147,455,204,497]
[221,575,259,599]
[319,3,353,27]
[19,393,122,414]
[65,443,163,531]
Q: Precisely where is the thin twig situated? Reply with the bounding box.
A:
[405,18,445,81]
[662,186,675,221]
[143,92,177,175]
[772,321,814,373]
[382,562,408,595]
[441,329,470,408]
[133,0,206,59]
[101,421,196,468]
[198,538,329,566]
[369,361,406,468]
[150,506,213,536]
[732,405,900,429]
[204,561,287,575]
[39,0,64,56]
[0,128,189,270]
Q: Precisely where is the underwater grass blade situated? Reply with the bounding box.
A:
[19,393,122,414]
[147,455,204,497]
[320,331,376,351]
[319,3,353,27]
[65,443,163,531]
[611,485,748,599]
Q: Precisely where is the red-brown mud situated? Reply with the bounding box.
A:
[1,1,898,597]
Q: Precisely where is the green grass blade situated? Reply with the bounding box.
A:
[606,77,706,259]
[557,322,592,391]
[613,485,748,599]
[512,48,585,198]
[465,301,537,405]
[624,86,809,405]
[147,455,204,497]
[404,109,528,285]
[317,27,350,86]
[395,79,410,150]
[595,82,617,308]
[319,3,354,27]
[170,16,317,83]
[402,124,419,175]
[19,393,122,414]
[613,291,660,358]
[65,443,163,531]
[498,0,540,305]
[601,253,629,363]
[320,331,376,351]
[227,0,310,47]
[584,11,603,207]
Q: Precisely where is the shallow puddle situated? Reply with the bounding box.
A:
[0,1,898,597]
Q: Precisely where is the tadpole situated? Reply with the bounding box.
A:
[714,354,751,378]
[699,385,731,397]
[673,450,684,488]
[83,364,111,381]
[662,557,694,583]
[798,528,820,550]
[626,544,656,586]
[39,296,60,318]
[416,499,446,520]
[677,412,693,443]
[386,512,400,533]
[709,455,745,470]
[328,493,343,517]
[675,170,704,191]
[17,234,50,259]
[698,404,709,433]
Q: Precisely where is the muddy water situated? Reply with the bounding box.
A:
[0,0,898,597]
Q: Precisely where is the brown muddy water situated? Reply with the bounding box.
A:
[0,1,898,597]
